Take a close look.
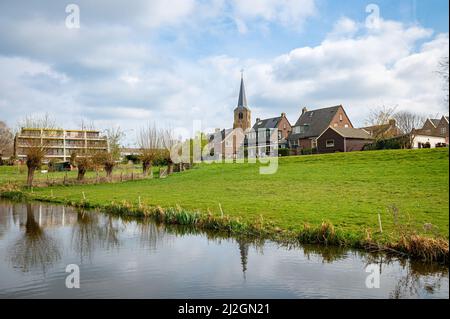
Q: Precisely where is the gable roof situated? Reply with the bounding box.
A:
[361,120,400,137]
[328,127,373,139]
[425,118,441,128]
[289,105,344,140]
[252,116,282,130]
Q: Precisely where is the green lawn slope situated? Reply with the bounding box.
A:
[18,148,449,239]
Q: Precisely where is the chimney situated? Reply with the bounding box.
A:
[388,119,396,126]
[301,107,307,115]
[281,112,286,117]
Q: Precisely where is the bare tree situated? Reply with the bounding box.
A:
[437,55,449,105]
[365,105,398,126]
[92,151,115,180]
[394,111,426,148]
[138,123,161,177]
[394,111,426,135]
[17,113,58,131]
[24,139,48,187]
[105,126,124,162]
[78,118,96,131]
[161,127,178,174]
[75,152,92,181]
[16,114,57,187]
[0,121,13,158]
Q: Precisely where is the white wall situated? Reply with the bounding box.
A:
[412,135,446,149]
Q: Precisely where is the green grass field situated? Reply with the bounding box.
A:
[9,148,447,239]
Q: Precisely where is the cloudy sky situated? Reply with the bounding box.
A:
[0,0,448,145]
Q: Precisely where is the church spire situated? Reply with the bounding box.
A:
[237,70,248,108]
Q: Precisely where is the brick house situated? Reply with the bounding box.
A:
[419,116,449,145]
[247,113,292,157]
[288,105,353,152]
[317,127,374,153]
[361,119,402,140]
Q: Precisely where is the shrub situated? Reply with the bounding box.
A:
[278,148,290,157]
[301,147,317,155]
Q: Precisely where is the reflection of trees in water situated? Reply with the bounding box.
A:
[137,218,165,250]
[363,255,448,298]
[8,204,60,273]
[72,210,122,262]
[103,215,121,249]
[389,260,447,299]
[0,202,12,239]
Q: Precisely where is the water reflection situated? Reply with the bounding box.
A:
[0,200,448,299]
[72,210,122,262]
[8,204,60,273]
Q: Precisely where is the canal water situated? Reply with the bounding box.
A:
[0,200,448,299]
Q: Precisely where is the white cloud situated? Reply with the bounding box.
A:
[0,9,448,143]
[231,0,317,30]
[328,17,359,38]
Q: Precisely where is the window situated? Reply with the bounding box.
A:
[339,114,343,121]
[333,123,338,127]
[441,127,447,135]
[326,139,335,148]
[283,123,286,129]
[278,131,282,139]
[344,124,349,128]
[238,112,243,120]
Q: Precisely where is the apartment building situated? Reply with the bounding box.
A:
[14,128,109,162]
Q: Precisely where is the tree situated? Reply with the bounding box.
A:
[105,126,124,162]
[75,152,92,181]
[394,111,426,148]
[437,55,449,105]
[17,114,57,187]
[18,113,58,130]
[92,151,115,180]
[69,151,77,167]
[24,139,47,187]
[138,123,161,177]
[365,105,397,127]
[0,121,13,158]
[161,127,178,174]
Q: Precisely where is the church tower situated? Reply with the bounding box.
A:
[233,72,251,131]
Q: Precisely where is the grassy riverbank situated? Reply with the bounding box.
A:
[1,148,448,262]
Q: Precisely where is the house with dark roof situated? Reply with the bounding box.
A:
[247,113,292,157]
[317,127,374,153]
[288,105,353,152]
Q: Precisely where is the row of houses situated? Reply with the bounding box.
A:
[210,75,449,159]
